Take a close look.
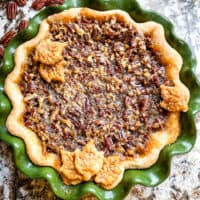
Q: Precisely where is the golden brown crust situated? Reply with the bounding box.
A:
[139,22,189,112]
[5,20,61,170]
[5,8,189,190]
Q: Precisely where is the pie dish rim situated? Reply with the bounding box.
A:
[5,7,189,189]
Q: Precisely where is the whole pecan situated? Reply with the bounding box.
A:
[0,31,16,48]
[45,0,65,6]
[32,0,47,10]
[18,20,28,32]
[15,0,27,7]
[0,47,4,60]
[7,1,18,20]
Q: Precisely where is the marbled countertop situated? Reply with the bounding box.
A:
[0,0,200,199]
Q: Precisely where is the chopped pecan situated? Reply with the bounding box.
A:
[139,95,149,111]
[104,137,113,151]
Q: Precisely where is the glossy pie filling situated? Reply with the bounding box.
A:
[19,17,169,157]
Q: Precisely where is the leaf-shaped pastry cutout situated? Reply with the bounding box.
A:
[160,84,189,112]
[39,61,66,83]
[60,150,83,184]
[34,39,66,65]
[75,141,104,181]
[95,156,124,189]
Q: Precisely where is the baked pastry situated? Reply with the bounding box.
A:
[5,8,189,189]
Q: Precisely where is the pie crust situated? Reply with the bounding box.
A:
[5,8,189,189]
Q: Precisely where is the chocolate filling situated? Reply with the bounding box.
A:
[20,16,169,157]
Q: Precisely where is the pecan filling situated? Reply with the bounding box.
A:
[20,17,169,157]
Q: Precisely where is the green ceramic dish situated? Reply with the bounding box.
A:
[0,0,199,199]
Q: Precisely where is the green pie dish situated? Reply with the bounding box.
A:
[0,0,199,199]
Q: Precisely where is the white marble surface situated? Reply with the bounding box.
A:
[0,0,200,199]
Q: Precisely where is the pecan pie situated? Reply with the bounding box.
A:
[5,8,189,189]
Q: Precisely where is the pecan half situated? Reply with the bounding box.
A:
[32,0,47,10]
[18,20,28,32]
[7,1,18,20]
[0,31,16,48]
[15,0,27,7]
